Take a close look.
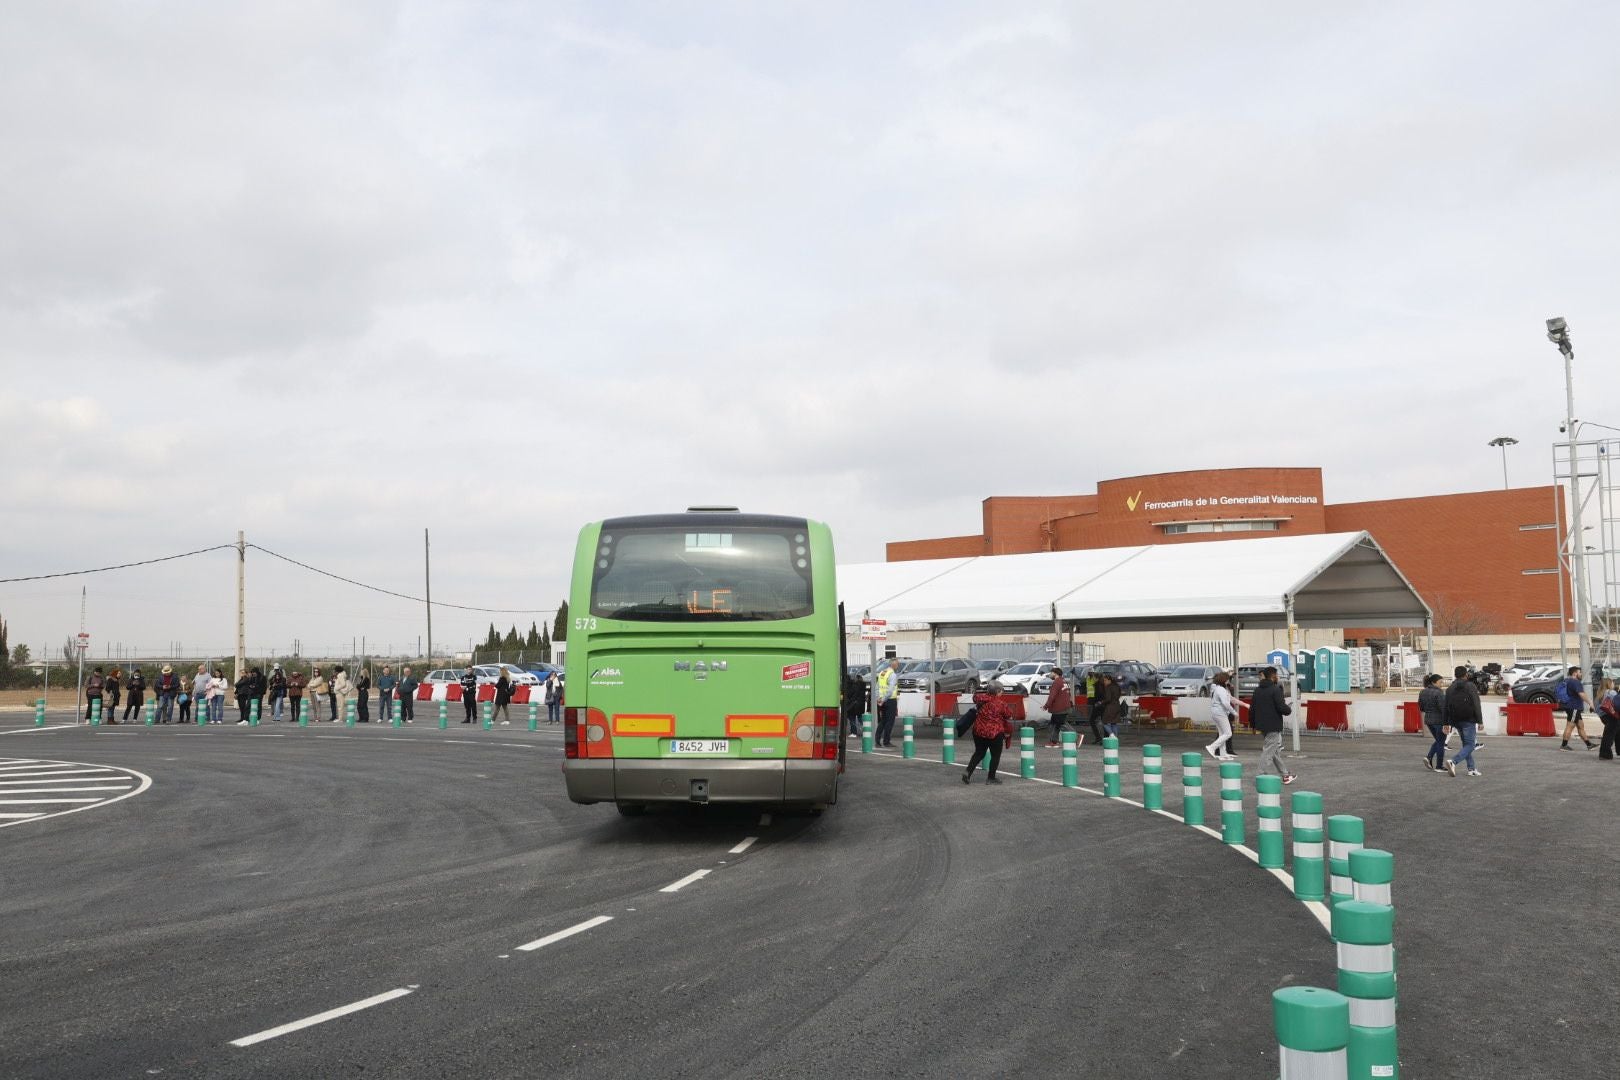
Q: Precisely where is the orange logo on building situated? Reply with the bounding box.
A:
[1126,490,1143,512]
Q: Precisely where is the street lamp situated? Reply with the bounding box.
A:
[1547,316,1591,681]
[1487,436,1518,489]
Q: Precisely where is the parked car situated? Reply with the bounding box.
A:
[846,663,872,680]
[896,657,979,694]
[478,663,541,686]
[1158,664,1223,697]
[974,658,1018,682]
[1032,663,1093,697]
[1511,675,1564,705]
[423,668,469,685]
[1088,660,1160,694]
[1500,663,1561,689]
[998,661,1056,695]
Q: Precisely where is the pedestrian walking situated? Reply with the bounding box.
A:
[961,681,1015,784]
[1044,665,1075,747]
[1418,673,1449,771]
[842,667,865,738]
[234,669,254,725]
[1445,665,1483,776]
[493,669,513,725]
[397,667,418,723]
[377,666,397,724]
[268,663,288,722]
[355,668,372,722]
[1099,673,1123,739]
[1084,668,1105,744]
[123,667,146,723]
[306,668,328,722]
[155,665,181,723]
[1205,671,1238,760]
[331,665,351,722]
[207,668,228,724]
[1556,666,1597,751]
[1251,666,1295,784]
[1597,678,1619,760]
[84,666,106,721]
[875,658,901,747]
[104,667,122,722]
[459,665,478,723]
[191,665,210,724]
[286,667,306,721]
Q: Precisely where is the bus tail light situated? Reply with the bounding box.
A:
[794,707,842,760]
[565,707,610,758]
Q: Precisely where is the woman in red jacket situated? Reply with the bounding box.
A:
[962,682,1015,785]
[1043,666,1075,748]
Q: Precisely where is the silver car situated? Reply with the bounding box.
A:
[1158,664,1223,697]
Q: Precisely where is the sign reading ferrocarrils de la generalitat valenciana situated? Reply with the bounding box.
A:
[1136,494,1321,512]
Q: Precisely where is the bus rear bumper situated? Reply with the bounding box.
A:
[570,759,838,807]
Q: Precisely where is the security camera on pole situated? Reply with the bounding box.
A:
[1547,317,1592,683]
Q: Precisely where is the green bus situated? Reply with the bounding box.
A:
[562,508,845,814]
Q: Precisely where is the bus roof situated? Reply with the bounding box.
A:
[597,512,812,531]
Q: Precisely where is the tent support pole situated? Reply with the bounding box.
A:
[1286,597,1302,755]
[1425,615,1434,677]
[1231,619,1241,674]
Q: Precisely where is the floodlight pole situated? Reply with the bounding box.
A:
[1286,596,1301,755]
[1549,318,1592,681]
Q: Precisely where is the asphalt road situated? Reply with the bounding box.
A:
[1,714,1614,1078]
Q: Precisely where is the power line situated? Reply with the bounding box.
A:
[245,544,556,615]
[0,545,237,583]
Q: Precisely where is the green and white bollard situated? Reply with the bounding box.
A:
[1333,899,1398,1080]
[1292,791,1327,902]
[35,698,46,726]
[941,712,955,764]
[1349,849,1394,908]
[1219,760,1244,845]
[1102,735,1120,797]
[527,701,538,731]
[299,697,309,727]
[1328,815,1365,910]
[1181,752,1204,826]
[249,699,259,727]
[1256,774,1285,869]
[902,716,915,759]
[1273,986,1351,1080]
[438,700,448,729]
[1142,744,1163,810]
[345,699,356,727]
[91,698,102,726]
[481,700,493,730]
[1019,725,1035,779]
[146,700,157,726]
[861,713,874,754]
[1061,731,1078,787]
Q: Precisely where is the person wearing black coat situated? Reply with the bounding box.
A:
[234,671,254,725]
[1443,666,1483,776]
[1250,666,1294,784]
[1418,673,1449,771]
[123,668,146,722]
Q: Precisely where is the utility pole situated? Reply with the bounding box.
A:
[235,531,247,682]
[76,586,86,724]
[424,528,433,664]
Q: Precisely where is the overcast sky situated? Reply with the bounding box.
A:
[4,1,1618,662]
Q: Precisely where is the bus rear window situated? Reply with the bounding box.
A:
[590,527,813,621]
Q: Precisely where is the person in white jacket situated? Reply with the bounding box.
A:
[206,669,229,725]
[1206,671,1239,761]
[331,666,355,722]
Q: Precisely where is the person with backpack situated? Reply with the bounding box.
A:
[1556,666,1597,751]
[1597,678,1619,760]
[1445,665,1484,776]
[1043,666,1075,747]
[1418,673,1450,771]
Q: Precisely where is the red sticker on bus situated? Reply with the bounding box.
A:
[782,661,811,682]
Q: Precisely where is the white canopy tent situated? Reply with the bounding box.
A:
[839,532,1432,751]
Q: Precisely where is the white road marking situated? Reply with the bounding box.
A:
[659,869,711,894]
[0,768,122,778]
[516,915,614,952]
[228,986,417,1047]
[0,787,135,794]
[0,797,105,804]
[0,725,77,734]
[0,759,153,830]
[728,837,757,854]
[0,812,43,819]
[0,775,128,785]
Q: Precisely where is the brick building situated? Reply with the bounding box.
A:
[887,467,1567,637]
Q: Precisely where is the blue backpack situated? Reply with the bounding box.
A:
[1555,677,1577,707]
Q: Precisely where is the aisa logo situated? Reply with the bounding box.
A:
[591,667,622,678]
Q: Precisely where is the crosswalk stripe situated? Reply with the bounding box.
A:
[0,787,137,794]
[0,777,134,785]
[0,798,106,804]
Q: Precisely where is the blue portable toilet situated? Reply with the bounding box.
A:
[1314,646,1351,693]
[1294,650,1315,692]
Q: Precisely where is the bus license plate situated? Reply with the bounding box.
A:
[669,739,730,755]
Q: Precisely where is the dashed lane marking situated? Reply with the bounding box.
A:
[0,757,150,829]
[515,915,614,952]
[229,986,418,1048]
[659,869,711,894]
[728,837,758,854]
